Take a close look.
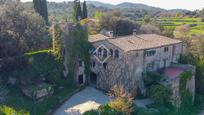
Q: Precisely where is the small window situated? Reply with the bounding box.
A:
[145,50,156,57]
[136,52,139,57]
[79,61,82,67]
[103,49,108,57]
[109,49,113,57]
[92,61,96,68]
[103,63,107,69]
[98,48,102,57]
[164,47,169,52]
[114,50,119,58]
[147,62,154,71]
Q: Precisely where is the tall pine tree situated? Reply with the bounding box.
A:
[33,0,49,24]
[73,0,83,22]
[73,0,78,22]
[82,1,87,19]
[77,1,82,20]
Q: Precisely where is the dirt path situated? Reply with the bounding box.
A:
[53,86,154,115]
[53,87,110,115]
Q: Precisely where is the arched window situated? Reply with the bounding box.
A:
[109,49,113,57]
[103,49,108,57]
[98,48,102,57]
[114,50,119,58]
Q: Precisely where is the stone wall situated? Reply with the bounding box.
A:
[90,40,183,96]
[90,40,145,96]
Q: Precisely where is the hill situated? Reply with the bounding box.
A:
[23,1,191,22]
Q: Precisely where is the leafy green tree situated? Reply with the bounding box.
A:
[0,1,50,57]
[140,24,161,34]
[73,0,82,22]
[33,0,49,24]
[72,0,78,22]
[143,15,151,23]
[82,1,88,19]
[150,85,170,105]
[94,11,103,20]
[199,8,204,22]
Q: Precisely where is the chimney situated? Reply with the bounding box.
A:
[133,29,137,36]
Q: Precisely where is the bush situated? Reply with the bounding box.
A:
[137,108,160,115]
[144,72,163,87]
[0,105,29,115]
[98,104,123,115]
[83,109,98,115]
[108,85,136,114]
[150,85,170,105]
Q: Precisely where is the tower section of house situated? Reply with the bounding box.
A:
[88,33,182,96]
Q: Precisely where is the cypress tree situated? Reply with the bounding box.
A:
[76,1,82,20]
[33,0,49,24]
[82,1,88,19]
[73,0,78,22]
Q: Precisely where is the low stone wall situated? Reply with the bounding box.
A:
[22,83,54,100]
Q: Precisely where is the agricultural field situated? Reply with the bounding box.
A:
[136,17,204,35]
[159,18,204,35]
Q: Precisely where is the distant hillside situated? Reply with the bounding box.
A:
[86,1,114,8]
[23,1,191,22]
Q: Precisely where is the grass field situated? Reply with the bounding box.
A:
[137,17,204,35]
[159,18,204,35]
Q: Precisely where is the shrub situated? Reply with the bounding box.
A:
[0,105,29,115]
[150,85,170,105]
[144,72,163,87]
[108,85,136,114]
[137,108,160,115]
[83,109,98,115]
[98,104,123,115]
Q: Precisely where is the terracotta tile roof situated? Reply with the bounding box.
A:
[89,34,109,43]
[89,34,182,52]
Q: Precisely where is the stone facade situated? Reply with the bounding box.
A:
[161,64,196,107]
[88,34,183,96]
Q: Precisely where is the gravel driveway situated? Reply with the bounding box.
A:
[53,86,110,115]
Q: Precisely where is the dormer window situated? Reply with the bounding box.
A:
[114,50,119,58]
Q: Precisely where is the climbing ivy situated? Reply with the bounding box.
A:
[179,71,192,90]
[51,24,63,62]
[67,23,91,77]
[178,71,194,114]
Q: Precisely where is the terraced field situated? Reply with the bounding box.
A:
[137,18,204,35]
[159,18,204,35]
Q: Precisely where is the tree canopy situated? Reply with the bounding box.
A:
[0,1,50,57]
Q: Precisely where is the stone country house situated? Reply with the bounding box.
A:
[54,23,195,107]
[86,33,183,91]
[74,31,195,106]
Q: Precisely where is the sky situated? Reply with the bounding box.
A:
[21,0,204,11]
